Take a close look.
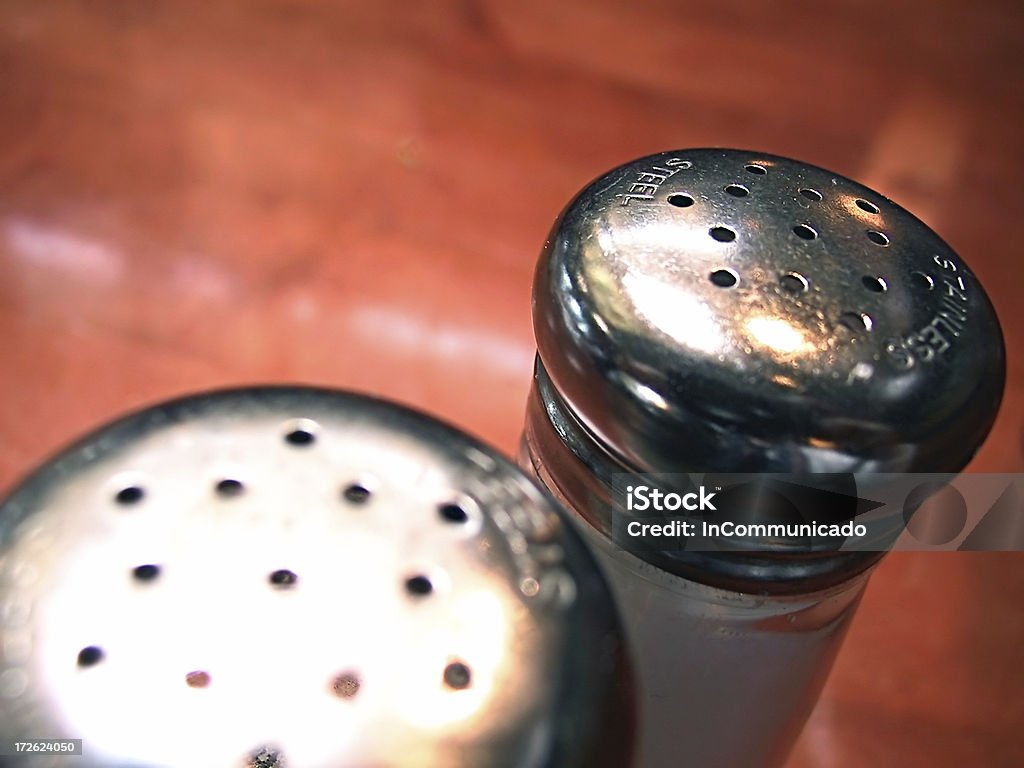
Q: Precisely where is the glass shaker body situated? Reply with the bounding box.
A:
[521,374,871,768]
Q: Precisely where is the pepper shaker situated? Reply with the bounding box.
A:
[0,386,631,767]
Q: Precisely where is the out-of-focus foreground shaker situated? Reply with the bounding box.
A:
[0,387,630,767]
[521,149,1005,767]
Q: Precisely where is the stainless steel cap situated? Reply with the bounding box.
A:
[534,149,1005,475]
[0,387,628,768]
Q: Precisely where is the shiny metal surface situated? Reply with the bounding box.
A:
[522,365,880,593]
[523,148,1007,768]
[534,149,1005,476]
[0,387,627,768]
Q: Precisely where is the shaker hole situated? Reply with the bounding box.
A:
[838,312,873,333]
[780,273,809,293]
[342,484,371,504]
[667,193,694,208]
[866,230,890,246]
[861,276,888,293]
[443,661,472,690]
[269,569,298,588]
[725,184,749,197]
[709,226,736,242]
[793,224,818,240]
[405,575,434,596]
[856,199,880,214]
[911,271,936,291]
[285,429,315,446]
[246,747,284,768]
[709,269,739,288]
[438,503,469,524]
[332,672,361,699]
[132,564,161,582]
[185,671,211,688]
[77,646,104,667]
[115,486,145,506]
[284,420,318,446]
[799,188,823,201]
[745,164,768,175]
[215,479,244,497]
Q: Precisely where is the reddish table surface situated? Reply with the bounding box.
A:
[1,2,1021,765]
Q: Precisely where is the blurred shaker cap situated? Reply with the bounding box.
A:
[0,386,628,768]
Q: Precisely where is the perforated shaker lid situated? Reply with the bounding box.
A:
[0,387,627,767]
[534,149,1005,476]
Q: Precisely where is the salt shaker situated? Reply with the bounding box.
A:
[521,149,1005,767]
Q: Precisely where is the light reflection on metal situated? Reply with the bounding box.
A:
[532,148,1005,476]
[621,270,724,355]
[0,387,627,767]
[744,316,810,356]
